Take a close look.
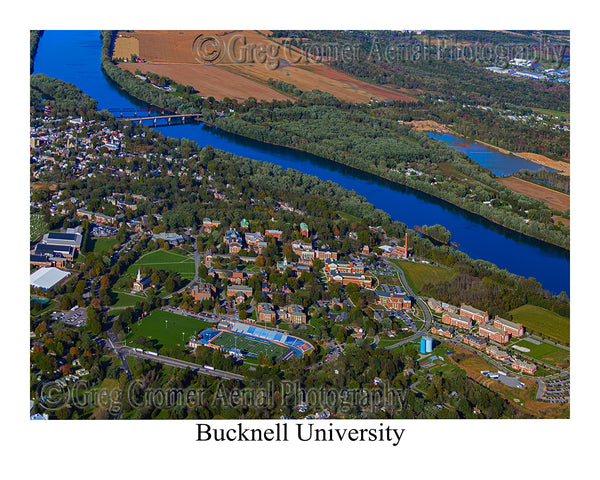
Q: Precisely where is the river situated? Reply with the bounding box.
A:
[32,30,570,295]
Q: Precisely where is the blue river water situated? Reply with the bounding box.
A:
[426,132,552,176]
[32,30,570,295]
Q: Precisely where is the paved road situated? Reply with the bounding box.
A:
[382,259,432,349]
[121,347,245,381]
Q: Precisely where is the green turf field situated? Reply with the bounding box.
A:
[508,304,570,345]
[211,331,290,359]
[127,249,196,277]
[511,338,570,369]
[126,309,213,350]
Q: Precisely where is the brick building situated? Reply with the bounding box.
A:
[431,325,454,338]
[375,291,412,309]
[478,324,510,344]
[442,312,473,330]
[486,345,509,361]
[493,316,524,337]
[460,304,489,325]
[511,358,537,375]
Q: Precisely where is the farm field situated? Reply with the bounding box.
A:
[497,176,570,212]
[127,249,196,277]
[510,338,569,369]
[127,309,213,350]
[508,304,570,345]
[389,259,454,295]
[116,30,417,102]
[210,330,290,360]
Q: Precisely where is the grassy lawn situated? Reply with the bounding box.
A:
[508,304,570,345]
[113,291,146,308]
[30,214,49,242]
[510,338,569,369]
[127,249,196,277]
[93,237,119,254]
[126,309,213,350]
[389,259,454,295]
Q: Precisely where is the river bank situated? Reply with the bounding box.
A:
[32,30,570,294]
[407,121,570,176]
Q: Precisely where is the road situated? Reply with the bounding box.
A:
[101,320,244,381]
[120,347,245,381]
[382,259,432,349]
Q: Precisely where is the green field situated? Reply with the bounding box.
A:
[511,338,569,369]
[126,309,213,350]
[30,214,49,242]
[211,330,290,360]
[390,259,454,294]
[127,249,196,278]
[93,237,119,254]
[509,304,570,345]
[113,291,146,308]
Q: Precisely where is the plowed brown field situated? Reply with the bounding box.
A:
[497,176,570,212]
[115,30,419,103]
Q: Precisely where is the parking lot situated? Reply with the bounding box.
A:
[51,306,87,327]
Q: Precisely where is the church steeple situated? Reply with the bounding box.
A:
[136,267,141,282]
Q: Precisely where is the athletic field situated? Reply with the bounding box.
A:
[210,331,291,360]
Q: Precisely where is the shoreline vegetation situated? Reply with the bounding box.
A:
[30,73,571,309]
[98,31,569,252]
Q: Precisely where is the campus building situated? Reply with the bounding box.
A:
[493,316,525,337]
[257,303,277,323]
[463,335,486,350]
[460,304,490,325]
[132,268,152,293]
[478,324,510,344]
[442,312,473,330]
[431,325,455,338]
[329,270,372,288]
[286,304,307,324]
[375,291,412,309]
[189,283,216,301]
[511,358,537,375]
[486,345,510,361]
